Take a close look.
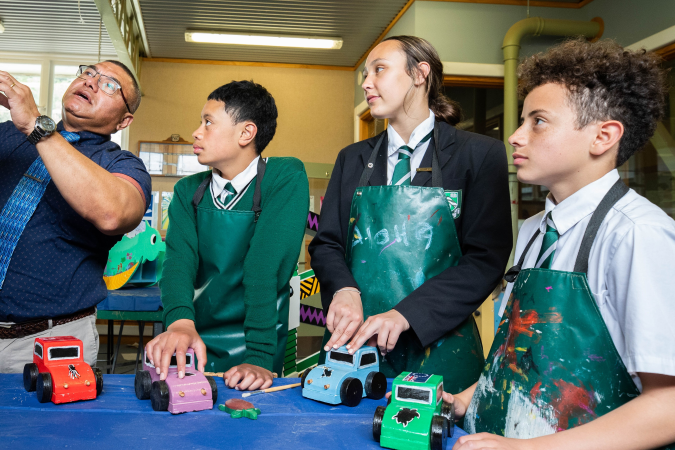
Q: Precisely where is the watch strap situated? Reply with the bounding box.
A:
[27,127,44,145]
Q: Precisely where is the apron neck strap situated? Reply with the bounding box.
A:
[573,178,628,273]
[251,157,266,222]
[192,157,267,222]
[358,121,442,188]
[504,178,629,282]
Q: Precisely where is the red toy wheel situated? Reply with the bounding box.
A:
[372,405,386,442]
[151,380,169,411]
[36,372,53,403]
[365,371,387,399]
[340,377,363,407]
[430,415,448,450]
[23,363,39,392]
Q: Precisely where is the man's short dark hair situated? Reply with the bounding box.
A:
[102,60,141,113]
[518,38,669,167]
[207,80,278,154]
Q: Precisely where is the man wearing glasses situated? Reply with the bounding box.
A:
[0,61,151,373]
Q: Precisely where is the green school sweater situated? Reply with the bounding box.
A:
[160,157,309,370]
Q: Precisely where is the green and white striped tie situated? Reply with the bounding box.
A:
[217,182,237,207]
[535,212,559,269]
[390,130,433,186]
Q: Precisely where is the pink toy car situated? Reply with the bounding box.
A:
[134,348,217,414]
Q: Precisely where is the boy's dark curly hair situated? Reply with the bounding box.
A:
[518,38,669,167]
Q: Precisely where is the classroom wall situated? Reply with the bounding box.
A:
[354,0,675,107]
[582,0,675,46]
[129,60,355,165]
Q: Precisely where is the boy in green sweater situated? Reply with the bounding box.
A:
[145,81,309,391]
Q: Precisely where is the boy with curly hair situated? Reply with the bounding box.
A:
[445,39,675,449]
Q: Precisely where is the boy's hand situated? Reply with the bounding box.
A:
[324,289,363,351]
[453,433,534,450]
[347,309,409,355]
[145,319,207,381]
[223,364,274,391]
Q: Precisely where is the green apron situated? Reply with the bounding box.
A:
[467,179,674,448]
[191,158,289,375]
[321,124,485,395]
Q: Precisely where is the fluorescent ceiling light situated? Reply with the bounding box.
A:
[185,31,343,50]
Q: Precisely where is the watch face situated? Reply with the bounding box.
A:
[36,116,56,133]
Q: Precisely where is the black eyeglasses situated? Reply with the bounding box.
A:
[76,65,131,113]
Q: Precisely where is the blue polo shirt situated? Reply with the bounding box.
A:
[0,120,151,322]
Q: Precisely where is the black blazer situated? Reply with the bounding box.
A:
[308,121,512,347]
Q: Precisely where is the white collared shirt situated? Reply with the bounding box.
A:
[500,169,675,391]
[210,156,261,210]
[386,110,435,185]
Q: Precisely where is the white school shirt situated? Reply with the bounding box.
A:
[386,110,435,185]
[500,170,675,391]
[210,156,261,210]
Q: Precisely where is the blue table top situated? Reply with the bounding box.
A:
[98,286,162,312]
[0,375,466,449]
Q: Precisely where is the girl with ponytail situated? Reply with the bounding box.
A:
[309,36,512,402]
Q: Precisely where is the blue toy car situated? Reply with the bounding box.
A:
[301,345,387,407]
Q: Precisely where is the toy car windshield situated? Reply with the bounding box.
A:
[328,350,354,365]
[395,385,433,404]
[48,346,80,361]
[144,352,192,368]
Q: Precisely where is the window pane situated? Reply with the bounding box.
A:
[0,63,42,124]
[139,151,163,174]
[619,58,675,220]
[177,154,208,175]
[51,65,78,123]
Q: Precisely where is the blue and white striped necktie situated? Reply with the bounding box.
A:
[0,131,81,288]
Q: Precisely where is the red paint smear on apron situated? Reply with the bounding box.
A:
[496,299,563,368]
[550,379,596,430]
[530,381,543,403]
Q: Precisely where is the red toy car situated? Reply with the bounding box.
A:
[23,336,102,404]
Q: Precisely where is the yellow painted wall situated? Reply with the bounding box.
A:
[129,60,355,165]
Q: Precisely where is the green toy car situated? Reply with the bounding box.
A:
[373,372,454,450]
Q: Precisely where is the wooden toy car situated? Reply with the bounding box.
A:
[134,348,217,414]
[23,336,102,404]
[373,372,454,450]
[301,345,386,406]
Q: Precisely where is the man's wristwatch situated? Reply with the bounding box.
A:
[27,115,57,145]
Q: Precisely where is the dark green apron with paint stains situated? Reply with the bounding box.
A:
[467,180,673,448]
[322,123,484,395]
[191,159,289,375]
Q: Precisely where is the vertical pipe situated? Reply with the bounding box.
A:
[502,17,602,267]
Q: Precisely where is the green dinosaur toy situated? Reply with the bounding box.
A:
[103,221,165,290]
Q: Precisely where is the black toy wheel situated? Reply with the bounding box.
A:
[365,371,387,399]
[430,415,448,450]
[300,368,312,388]
[441,401,455,437]
[23,363,39,392]
[92,366,103,396]
[36,372,53,403]
[340,377,363,407]
[373,405,386,442]
[206,376,218,406]
[135,370,152,400]
[150,380,169,411]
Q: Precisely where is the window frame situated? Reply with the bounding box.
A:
[0,52,129,150]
